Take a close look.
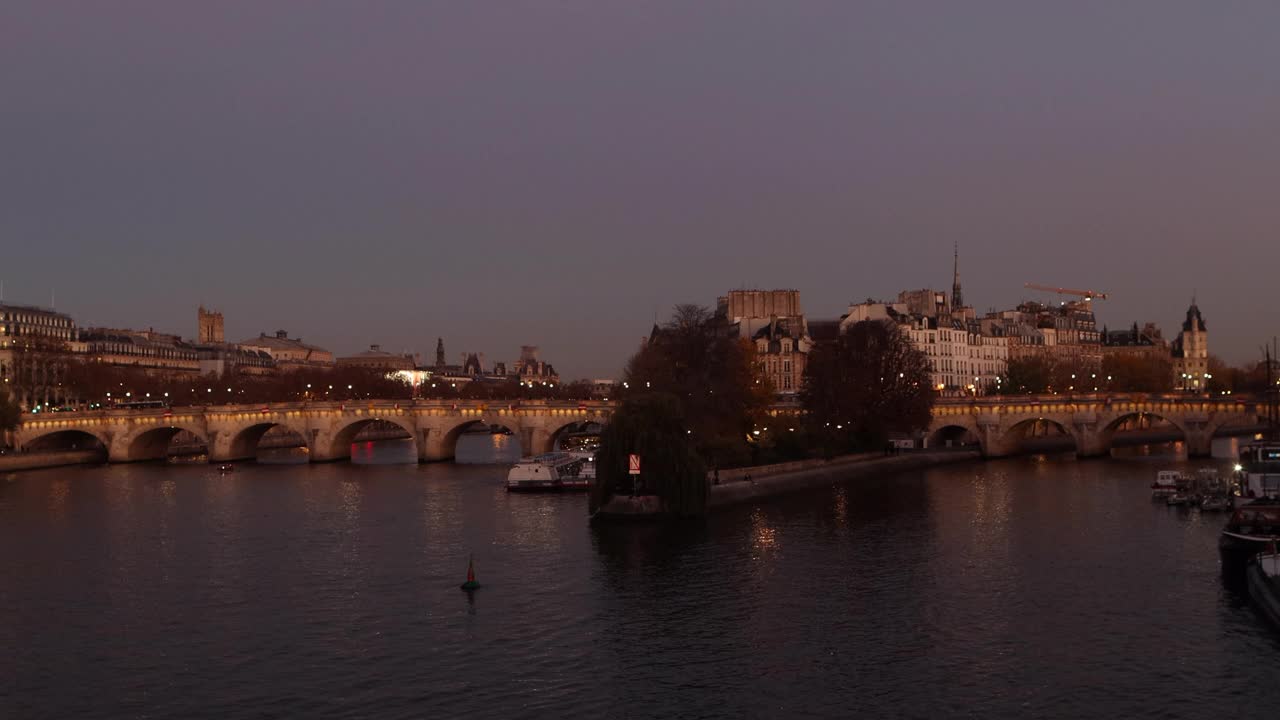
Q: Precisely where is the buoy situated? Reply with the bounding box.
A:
[459,555,480,591]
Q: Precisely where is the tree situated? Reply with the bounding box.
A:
[999,356,1055,394]
[622,304,771,467]
[0,385,20,435]
[1101,353,1174,393]
[800,320,933,454]
[590,393,707,517]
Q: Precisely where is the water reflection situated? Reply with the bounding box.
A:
[6,454,1280,718]
[456,432,521,464]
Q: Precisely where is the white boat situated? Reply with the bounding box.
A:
[506,452,594,492]
[1152,470,1183,499]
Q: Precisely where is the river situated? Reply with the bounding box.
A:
[2,440,1278,719]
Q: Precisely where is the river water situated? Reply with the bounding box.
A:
[2,440,1279,719]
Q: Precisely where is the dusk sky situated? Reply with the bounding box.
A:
[3,2,1277,378]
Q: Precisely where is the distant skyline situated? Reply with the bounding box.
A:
[4,2,1277,377]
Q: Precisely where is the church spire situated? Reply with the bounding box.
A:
[435,337,445,367]
[951,242,964,310]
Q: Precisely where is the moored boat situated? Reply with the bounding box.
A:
[1200,496,1231,512]
[506,452,594,492]
[1152,470,1182,500]
[1247,549,1280,629]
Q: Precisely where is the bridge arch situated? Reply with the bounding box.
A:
[321,416,418,462]
[1099,411,1189,453]
[226,421,311,462]
[441,418,521,462]
[928,423,981,451]
[120,424,209,463]
[1004,417,1079,454]
[550,419,606,451]
[22,427,110,454]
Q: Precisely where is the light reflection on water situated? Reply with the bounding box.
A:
[6,451,1280,718]
[255,435,520,466]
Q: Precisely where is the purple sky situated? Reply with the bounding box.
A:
[3,2,1277,378]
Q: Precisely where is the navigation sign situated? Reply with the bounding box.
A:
[628,454,641,475]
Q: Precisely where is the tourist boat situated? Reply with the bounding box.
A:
[1166,492,1192,507]
[506,452,594,492]
[1151,470,1183,500]
[1247,548,1280,629]
[1219,443,1280,559]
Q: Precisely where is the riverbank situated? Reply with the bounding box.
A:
[708,449,980,507]
[0,450,106,473]
[594,449,981,518]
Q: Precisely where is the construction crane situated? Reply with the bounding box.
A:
[1023,282,1109,301]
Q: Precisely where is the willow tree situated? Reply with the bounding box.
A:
[801,320,933,453]
[590,392,707,517]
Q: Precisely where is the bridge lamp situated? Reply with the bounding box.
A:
[125,392,131,397]
[106,393,111,398]
[164,392,168,397]
[347,385,352,390]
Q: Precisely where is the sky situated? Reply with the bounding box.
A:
[3,1,1278,378]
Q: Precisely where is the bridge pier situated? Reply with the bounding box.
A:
[419,427,451,462]
[1186,432,1213,458]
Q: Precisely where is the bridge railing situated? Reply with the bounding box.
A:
[19,397,620,422]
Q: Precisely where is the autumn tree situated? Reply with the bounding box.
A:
[998,356,1054,394]
[622,304,772,466]
[0,385,20,435]
[1101,353,1174,393]
[800,320,933,454]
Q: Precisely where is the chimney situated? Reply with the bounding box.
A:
[371,344,381,352]
[276,330,288,339]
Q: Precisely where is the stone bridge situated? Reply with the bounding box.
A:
[927,394,1265,458]
[14,399,615,463]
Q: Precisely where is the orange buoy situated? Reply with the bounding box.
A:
[460,555,480,591]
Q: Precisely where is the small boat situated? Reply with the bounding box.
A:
[1152,470,1182,500]
[506,452,594,492]
[1166,492,1191,507]
[1200,496,1231,512]
[218,464,234,473]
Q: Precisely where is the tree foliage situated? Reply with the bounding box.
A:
[999,355,1056,394]
[621,304,771,466]
[0,385,20,434]
[1101,353,1173,393]
[800,320,933,453]
[590,393,707,517]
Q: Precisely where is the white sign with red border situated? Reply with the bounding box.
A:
[628,454,641,475]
